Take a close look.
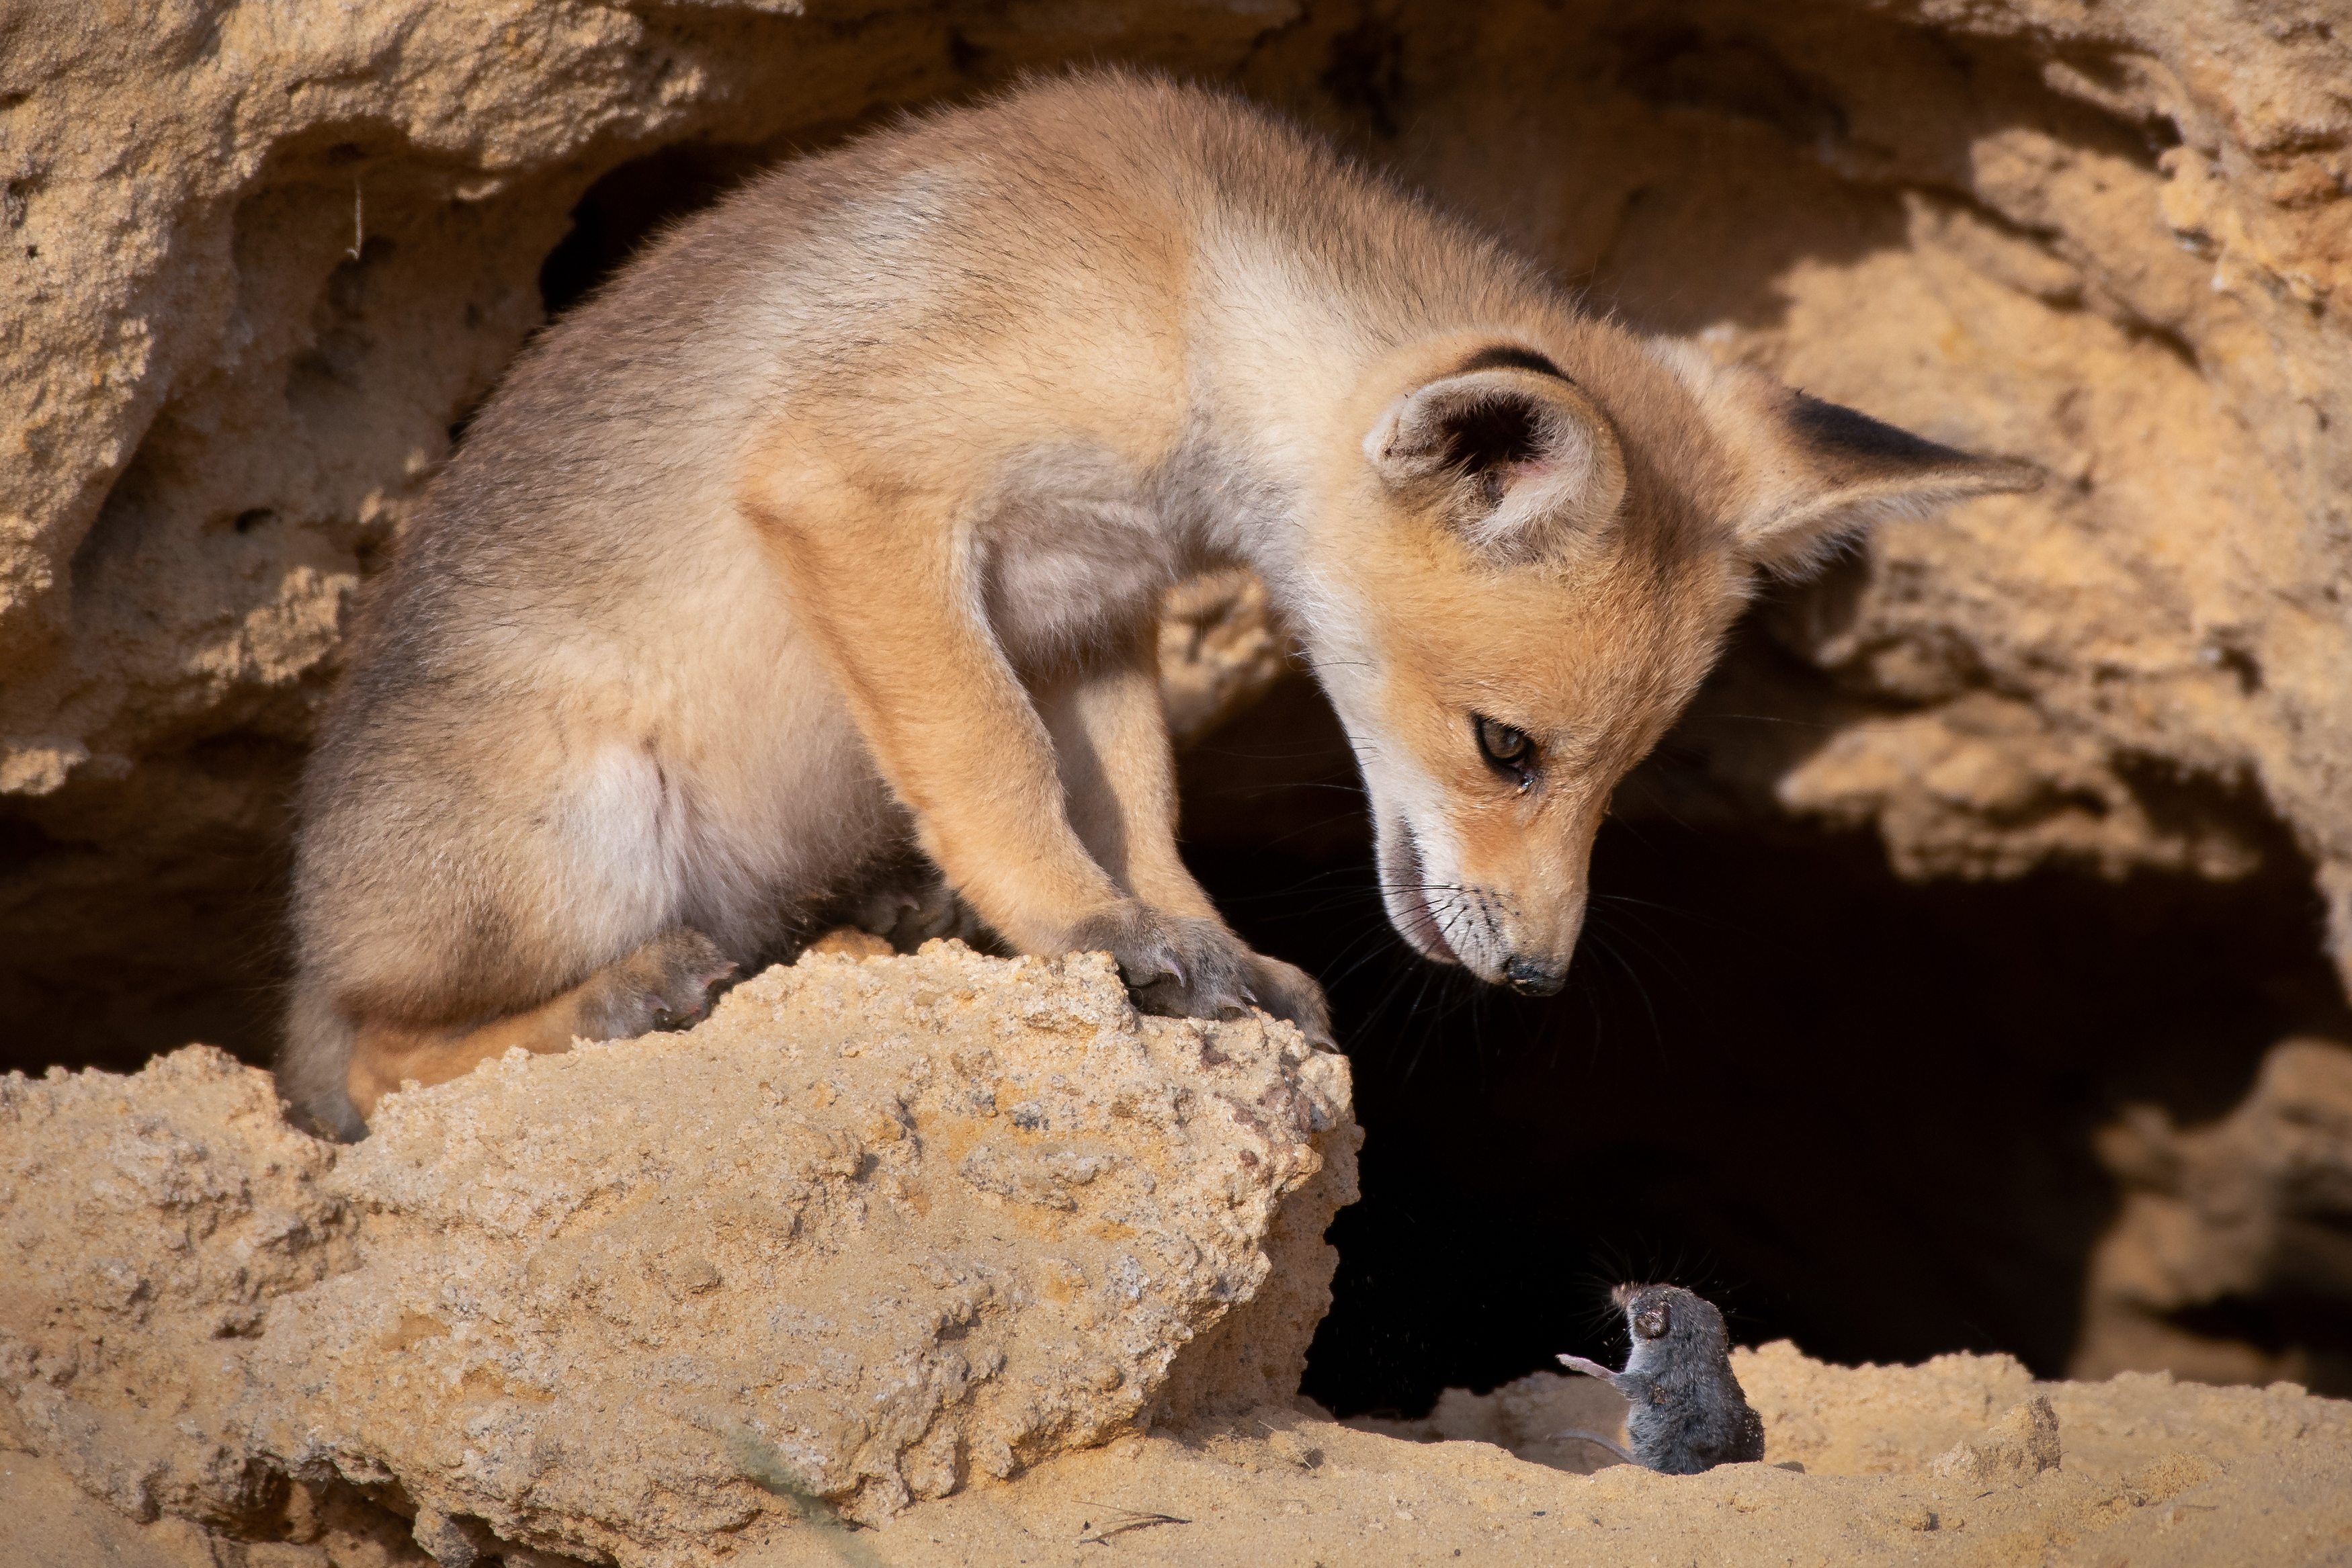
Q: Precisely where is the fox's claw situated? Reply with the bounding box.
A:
[1066,903,1332,1047]
[1241,952,1334,1051]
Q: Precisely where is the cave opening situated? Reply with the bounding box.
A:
[1174,662,2352,1414]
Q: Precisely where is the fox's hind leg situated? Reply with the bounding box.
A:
[338,927,734,1123]
[284,721,763,1139]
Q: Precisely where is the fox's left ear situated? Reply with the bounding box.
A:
[1666,348,2042,576]
[1363,365,1628,566]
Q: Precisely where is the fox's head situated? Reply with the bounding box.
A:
[1302,329,2037,995]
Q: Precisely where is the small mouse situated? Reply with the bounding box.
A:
[1556,1282,1766,1475]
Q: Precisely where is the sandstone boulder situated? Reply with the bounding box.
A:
[1,943,1358,1562]
[1928,1393,2062,1485]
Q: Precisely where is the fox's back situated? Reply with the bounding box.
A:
[394,75,1534,573]
[305,78,1408,930]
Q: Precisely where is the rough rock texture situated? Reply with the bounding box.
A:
[2077,1035,2352,1393]
[10,1327,2351,1565]
[1,945,1358,1563]
[5,946,2349,1566]
[1928,1391,2062,1483]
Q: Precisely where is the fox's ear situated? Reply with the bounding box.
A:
[1666,349,2042,576]
[1364,367,1627,565]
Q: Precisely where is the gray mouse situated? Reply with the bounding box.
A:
[1556,1282,1767,1474]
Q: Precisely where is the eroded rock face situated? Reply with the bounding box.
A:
[2077,1036,2352,1391]
[7,967,2352,1567]
[0,945,1359,1561]
[11,1344,2352,1568]
[0,1045,358,1531]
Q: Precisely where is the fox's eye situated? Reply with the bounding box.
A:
[1473,714,1536,786]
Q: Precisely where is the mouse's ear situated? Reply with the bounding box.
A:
[1659,345,2040,577]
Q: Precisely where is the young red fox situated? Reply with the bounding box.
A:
[282,71,2035,1140]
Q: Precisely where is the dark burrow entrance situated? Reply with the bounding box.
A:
[1175,665,2352,1414]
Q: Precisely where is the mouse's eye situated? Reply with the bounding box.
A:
[1473,714,1536,789]
[1634,1304,1670,1340]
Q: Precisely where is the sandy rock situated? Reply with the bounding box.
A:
[0,943,1359,1563]
[0,1449,233,1568]
[1155,570,1292,750]
[1929,1393,2062,1484]
[1377,0,2352,986]
[5,1020,2351,1568]
[1734,1340,2039,1477]
[2076,1035,2352,1389]
[7,1387,2337,1568]
[802,1346,2352,1567]
[0,1045,357,1530]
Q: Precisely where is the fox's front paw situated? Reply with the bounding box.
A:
[1065,902,1261,1022]
[580,927,738,1039]
[1064,904,1333,1045]
[1241,951,1335,1051]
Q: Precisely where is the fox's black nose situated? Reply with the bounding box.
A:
[1505,957,1566,997]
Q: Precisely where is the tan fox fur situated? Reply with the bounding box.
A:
[282,70,2035,1141]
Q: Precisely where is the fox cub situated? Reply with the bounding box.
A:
[283,70,2033,1139]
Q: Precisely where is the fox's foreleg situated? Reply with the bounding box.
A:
[1033,627,1332,1045]
[749,472,1327,1042]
